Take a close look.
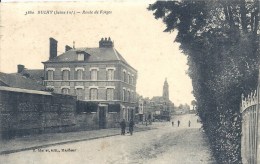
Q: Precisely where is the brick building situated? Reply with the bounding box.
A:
[42,37,138,125]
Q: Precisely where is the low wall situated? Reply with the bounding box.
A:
[106,112,120,128]
[74,113,99,130]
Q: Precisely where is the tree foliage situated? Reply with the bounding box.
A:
[148,0,259,163]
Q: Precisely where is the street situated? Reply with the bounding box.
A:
[0,114,216,164]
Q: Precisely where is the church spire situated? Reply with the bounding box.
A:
[163,78,169,100]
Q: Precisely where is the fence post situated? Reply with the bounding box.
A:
[256,70,260,164]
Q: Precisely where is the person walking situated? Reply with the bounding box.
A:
[188,120,191,127]
[129,119,134,135]
[178,120,180,127]
[172,121,174,127]
[120,119,126,135]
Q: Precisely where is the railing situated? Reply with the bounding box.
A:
[240,90,259,164]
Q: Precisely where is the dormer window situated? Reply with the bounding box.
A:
[76,51,90,61]
[77,53,84,61]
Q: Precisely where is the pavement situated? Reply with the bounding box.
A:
[0,114,216,164]
[0,123,156,155]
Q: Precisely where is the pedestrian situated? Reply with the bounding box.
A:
[129,119,134,135]
[172,121,174,127]
[120,119,126,135]
[178,120,180,127]
[188,120,191,127]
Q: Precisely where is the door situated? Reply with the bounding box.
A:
[99,106,106,129]
[130,108,134,121]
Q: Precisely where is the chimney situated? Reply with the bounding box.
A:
[99,37,114,48]
[49,37,58,60]
[65,45,72,52]
[17,64,25,73]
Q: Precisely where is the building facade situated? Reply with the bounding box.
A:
[42,37,138,125]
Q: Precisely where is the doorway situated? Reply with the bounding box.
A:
[99,106,106,129]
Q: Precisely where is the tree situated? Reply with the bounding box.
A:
[191,100,197,110]
[148,0,259,163]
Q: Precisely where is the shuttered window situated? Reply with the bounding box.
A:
[62,70,70,80]
[47,70,53,80]
[90,88,98,100]
[106,88,114,101]
[76,88,84,99]
[107,69,114,80]
[91,69,98,80]
[77,69,83,80]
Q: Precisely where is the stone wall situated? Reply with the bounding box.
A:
[0,86,126,139]
[0,87,77,139]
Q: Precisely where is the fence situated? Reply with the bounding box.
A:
[240,90,259,164]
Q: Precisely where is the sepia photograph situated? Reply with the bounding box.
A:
[0,0,259,163]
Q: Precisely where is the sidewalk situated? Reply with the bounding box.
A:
[0,124,155,155]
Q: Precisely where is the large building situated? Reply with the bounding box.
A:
[42,37,138,123]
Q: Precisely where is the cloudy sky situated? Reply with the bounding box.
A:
[0,1,194,106]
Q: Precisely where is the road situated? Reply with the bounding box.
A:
[0,114,216,164]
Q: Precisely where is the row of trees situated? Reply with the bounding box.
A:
[148,0,259,163]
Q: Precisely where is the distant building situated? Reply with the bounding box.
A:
[42,37,138,123]
[174,104,190,115]
[138,78,174,122]
[14,64,44,85]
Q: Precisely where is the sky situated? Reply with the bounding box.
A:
[0,1,195,106]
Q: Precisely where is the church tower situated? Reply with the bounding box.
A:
[163,78,169,101]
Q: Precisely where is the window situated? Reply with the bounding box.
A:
[90,88,98,100]
[62,88,69,94]
[126,108,129,121]
[123,89,126,101]
[107,69,114,80]
[123,71,127,82]
[128,90,131,102]
[131,75,134,85]
[77,69,83,80]
[129,76,132,85]
[128,74,130,83]
[62,70,70,80]
[122,108,126,119]
[47,70,53,80]
[76,88,84,99]
[77,53,84,61]
[91,69,98,80]
[106,88,114,101]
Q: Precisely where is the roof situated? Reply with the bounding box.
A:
[10,69,44,85]
[43,47,136,71]
[0,72,45,91]
[151,96,174,105]
[151,96,165,102]
[0,86,51,96]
